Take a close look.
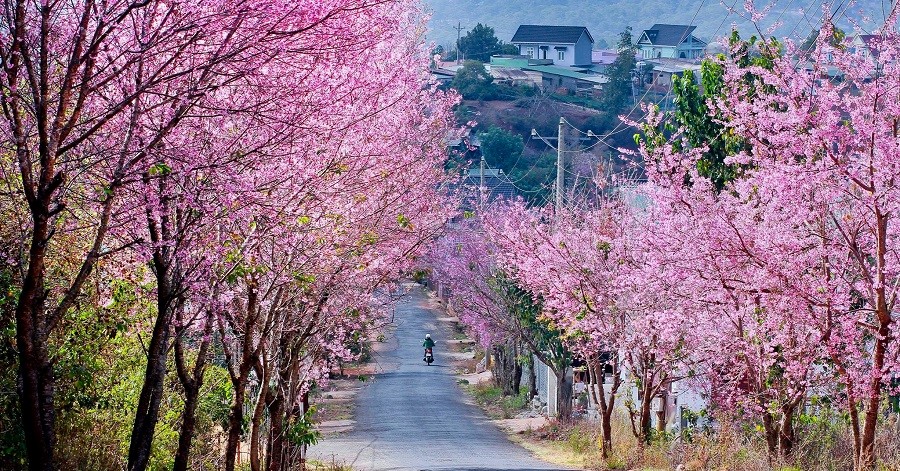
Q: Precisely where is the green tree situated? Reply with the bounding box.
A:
[600,27,637,114]
[490,274,573,419]
[639,31,780,191]
[670,65,743,190]
[478,127,524,169]
[450,61,498,100]
[798,26,846,52]
[458,23,503,62]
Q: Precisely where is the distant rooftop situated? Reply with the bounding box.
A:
[592,49,618,65]
[522,65,608,83]
[456,167,517,208]
[511,25,594,45]
[639,24,704,47]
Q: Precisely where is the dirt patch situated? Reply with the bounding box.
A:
[510,434,587,469]
[495,416,551,434]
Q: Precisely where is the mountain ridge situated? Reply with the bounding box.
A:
[425,0,888,50]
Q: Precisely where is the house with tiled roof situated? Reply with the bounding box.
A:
[459,166,517,210]
[510,25,594,67]
[637,24,707,60]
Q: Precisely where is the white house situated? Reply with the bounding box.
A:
[850,34,879,60]
[638,24,707,60]
[511,25,594,67]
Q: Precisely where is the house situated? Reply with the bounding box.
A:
[460,166,517,208]
[489,64,542,88]
[511,25,594,67]
[850,34,879,60]
[592,49,618,65]
[638,24,707,60]
[642,58,702,94]
[429,67,456,85]
[525,65,609,96]
[489,56,608,96]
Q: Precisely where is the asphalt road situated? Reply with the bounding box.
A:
[309,284,568,471]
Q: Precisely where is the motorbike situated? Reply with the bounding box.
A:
[424,348,434,365]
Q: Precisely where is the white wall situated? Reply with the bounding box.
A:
[516,37,593,67]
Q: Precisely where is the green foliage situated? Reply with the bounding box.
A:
[798,26,846,52]
[396,213,412,229]
[448,61,526,101]
[458,23,506,62]
[472,383,503,404]
[672,66,743,190]
[450,61,496,100]
[491,274,571,373]
[566,426,595,454]
[285,406,321,447]
[600,27,637,114]
[478,126,524,169]
[199,366,234,433]
[148,162,172,176]
[500,390,528,416]
[638,30,780,191]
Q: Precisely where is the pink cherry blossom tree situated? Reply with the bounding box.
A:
[0,0,457,469]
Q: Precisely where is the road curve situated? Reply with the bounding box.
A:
[309,284,570,471]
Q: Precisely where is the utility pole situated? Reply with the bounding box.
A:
[556,117,566,213]
[455,22,465,64]
[532,119,598,214]
[479,154,486,206]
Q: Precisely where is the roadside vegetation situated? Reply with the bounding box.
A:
[519,414,900,471]
[466,383,530,420]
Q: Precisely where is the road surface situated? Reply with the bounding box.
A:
[309,284,569,471]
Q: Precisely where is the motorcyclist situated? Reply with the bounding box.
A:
[423,334,435,361]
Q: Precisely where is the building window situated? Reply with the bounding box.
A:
[558,50,565,61]
[526,47,534,58]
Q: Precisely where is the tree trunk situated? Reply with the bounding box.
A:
[173,311,214,471]
[656,390,667,433]
[639,388,653,443]
[173,381,201,471]
[586,358,617,459]
[554,368,573,421]
[853,203,891,471]
[778,405,796,458]
[267,394,285,471]
[224,385,247,471]
[127,276,175,471]
[300,392,310,471]
[249,357,271,471]
[491,341,521,396]
[527,357,537,400]
[15,212,56,471]
[856,317,890,471]
[763,412,778,457]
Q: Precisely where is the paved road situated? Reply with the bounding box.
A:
[309,284,568,471]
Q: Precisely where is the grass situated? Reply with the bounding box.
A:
[306,459,354,470]
[550,93,605,111]
[518,412,900,471]
[467,383,530,419]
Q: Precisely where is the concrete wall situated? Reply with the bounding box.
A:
[640,42,704,60]
[517,33,592,67]
[541,74,584,92]
[573,33,593,66]
[582,368,710,433]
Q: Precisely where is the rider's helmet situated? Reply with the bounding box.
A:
[426,333,431,339]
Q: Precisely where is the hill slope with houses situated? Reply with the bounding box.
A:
[425,0,887,49]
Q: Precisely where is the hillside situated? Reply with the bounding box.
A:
[425,0,887,49]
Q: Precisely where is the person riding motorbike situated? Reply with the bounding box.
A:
[423,334,435,361]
